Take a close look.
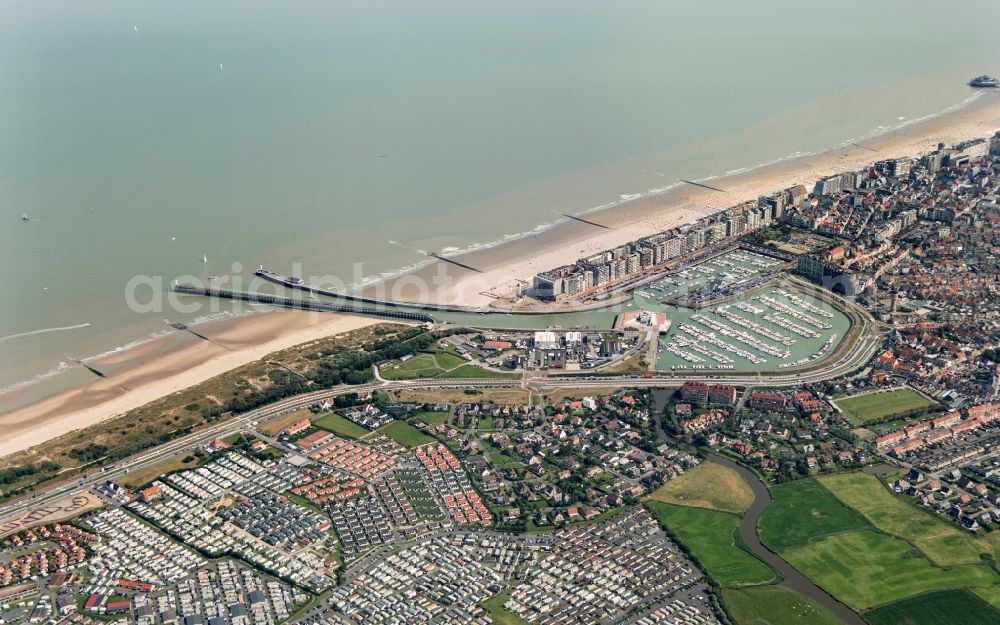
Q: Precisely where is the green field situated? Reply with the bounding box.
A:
[647,462,754,515]
[376,420,435,448]
[120,453,201,488]
[312,413,370,439]
[414,411,449,425]
[480,437,524,469]
[646,502,777,587]
[482,590,531,625]
[782,530,999,610]
[975,584,1000,610]
[380,352,456,379]
[819,472,994,566]
[430,351,466,368]
[443,364,516,379]
[865,589,1000,625]
[721,585,846,625]
[381,351,514,380]
[758,478,871,552]
[835,388,934,425]
[252,445,284,460]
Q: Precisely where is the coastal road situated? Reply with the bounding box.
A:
[0,310,882,525]
[0,335,880,526]
[0,384,382,525]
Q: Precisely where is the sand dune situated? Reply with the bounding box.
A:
[0,311,380,459]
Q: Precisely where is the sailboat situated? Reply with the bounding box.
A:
[21,213,29,221]
[203,253,208,263]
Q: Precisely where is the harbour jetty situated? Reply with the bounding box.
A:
[254,268,479,314]
[171,284,435,323]
[253,268,626,316]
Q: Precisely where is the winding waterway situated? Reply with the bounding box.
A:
[702,451,868,625]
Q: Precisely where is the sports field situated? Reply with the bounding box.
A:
[819,472,994,566]
[646,502,777,587]
[721,585,846,625]
[380,351,515,380]
[375,420,435,448]
[758,478,870,552]
[782,530,999,611]
[380,352,465,379]
[312,413,369,439]
[647,462,754,515]
[864,589,1000,625]
[834,388,934,425]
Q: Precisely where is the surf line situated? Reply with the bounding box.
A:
[0,323,91,343]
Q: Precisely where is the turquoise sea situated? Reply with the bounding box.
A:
[2,0,1000,403]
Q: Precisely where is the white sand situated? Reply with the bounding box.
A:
[0,311,382,459]
[375,93,1000,307]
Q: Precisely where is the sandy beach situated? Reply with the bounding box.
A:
[370,91,1000,308]
[4,91,1000,461]
[0,311,380,459]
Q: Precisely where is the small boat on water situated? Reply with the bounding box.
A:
[970,75,999,88]
[203,253,208,263]
[21,213,29,221]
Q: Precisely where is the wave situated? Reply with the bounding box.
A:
[645,182,684,195]
[352,90,988,297]
[8,89,982,406]
[838,91,984,148]
[349,257,437,290]
[0,306,272,396]
[579,182,684,215]
[189,308,258,326]
[78,328,176,363]
[0,323,91,344]
[0,361,73,395]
